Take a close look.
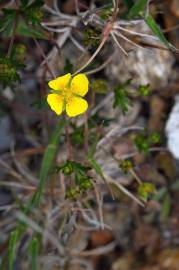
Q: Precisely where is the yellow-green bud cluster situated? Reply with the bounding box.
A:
[119,159,133,174]
[13,44,26,63]
[0,58,18,85]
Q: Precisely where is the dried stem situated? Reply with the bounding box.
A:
[72,36,108,75]
[33,37,56,79]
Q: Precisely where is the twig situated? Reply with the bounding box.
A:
[33,37,56,78]
[72,36,108,75]
[71,240,116,256]
[105,174,145,207]
[111,32,128,55]
[93,183,104,230]
[129,168,142,185]
[0,158,23,182]
[85,52,115,75]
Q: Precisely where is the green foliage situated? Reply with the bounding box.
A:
[128,0,148,18]
[134,130,161,154]
[91,79,108,94]
[99,7,112,20]
[57,160,91,184]
[57,160,74,176]
[21,0,44,25]
[0,2,45,39]
[16,19,46,39]
[57,160,93,200]
[119,159,133,174]
[32,119,66,206]
[8,230,19,270]
[29,237,40,270]
[83,28,101,48]
[0,8,16,37]
[113,79,132,114]
[71,126,84,146]
[65,178,93,200]
[138,182,156,202]
[145,15,177,51]
[161,193,171,220]
[0,57,20,86]
[137,84,150,97]
[149,131,161,144]
[65,186,80,200]
[12,44,26,63]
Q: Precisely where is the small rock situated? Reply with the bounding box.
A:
[165,95,179,159]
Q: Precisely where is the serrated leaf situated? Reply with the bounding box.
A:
[0,10,16,37]
[145,15,177,51]
[16,19,46,39]
[128,0,148,18]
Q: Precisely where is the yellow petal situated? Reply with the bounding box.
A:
[66,96,88,117]
[47,94,64,115]
[48,73,71,90]
[71,74,89,97]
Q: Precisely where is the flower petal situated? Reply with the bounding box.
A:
[47,94,64,115]
[66,96,88,117]
[71,74,89,97]
[48,73,71,90]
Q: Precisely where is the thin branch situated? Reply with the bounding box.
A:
[33,37,56,78]
[112,30,144,50]
[72,36,108,75]
[85,52,115,75]
[111,32,128,55]
[105,174,145,207]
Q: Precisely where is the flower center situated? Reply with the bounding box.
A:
[62,87,73,103]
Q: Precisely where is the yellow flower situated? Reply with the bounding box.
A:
[47,73,89,117]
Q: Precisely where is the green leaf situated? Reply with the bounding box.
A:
[145,15,177,51]
[128,0,148,18]
[8,230,19,270]
[88,156,104,179]
[113,80,132,114]
[32,119,65,206]
[29,237,39,270]
[0,9,16,37]
[161,194,171,220]
[16,19,46,39]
